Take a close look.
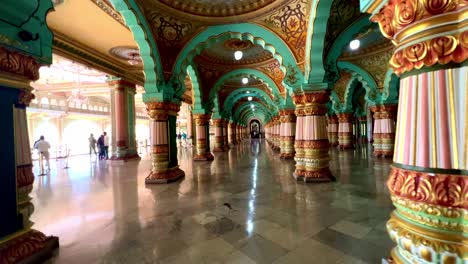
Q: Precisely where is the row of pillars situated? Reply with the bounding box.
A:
[265,92,398,183]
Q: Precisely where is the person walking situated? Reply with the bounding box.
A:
[88,133,97,155]
[34,135,51,174]
[103,132,109,159]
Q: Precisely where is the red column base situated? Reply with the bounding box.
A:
[0,230,59,264]
[109,153,141,163]
[293,167,334,183]
[280,153,295,160]
[373,150,393,158]
[194,152,215,161]
[145,167,185,184]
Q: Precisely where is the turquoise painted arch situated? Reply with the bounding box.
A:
[331,72,377,113]
[238,106,272,124]
[222,88,278,115]
[325,16,372,84]
[173,23,304,90]
[208,68,283,104]
[305,0,334,84]
[234,101,272,121]
[108,0,164,94]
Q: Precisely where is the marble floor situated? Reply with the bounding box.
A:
[32,139,395,264]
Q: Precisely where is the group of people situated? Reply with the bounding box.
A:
[177,132,188,147]
[88,132,109,160]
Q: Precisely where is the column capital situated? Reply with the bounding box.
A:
[337,112,354,122]
[0,46,41,83]
[194,113,211,126]
[364,0,467,75]
[145,101,180,121]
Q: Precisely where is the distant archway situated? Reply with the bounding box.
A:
[249,120,261,138]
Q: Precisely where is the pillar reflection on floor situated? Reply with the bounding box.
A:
[29,139,397,263]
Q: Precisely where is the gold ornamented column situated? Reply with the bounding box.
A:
[223,119,230,150]
[194,114,214,161]
[371,104,397,158]
[327,115,339,147]
[0,46,59,262]
[279,109,296,159]
[145,102,185,184]
[294,91,333,182]
[293,94,305,177]
[212,119,225,152]
[362,0,468,263]
[272,116,281,151]
[229,121,237,145]
[337,113,354,149]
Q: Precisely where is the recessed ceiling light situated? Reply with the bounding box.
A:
[246,91,250,94]
[250,104,254,108]
[350,39,360,50]
[248,96,252,101]
[234,50,243,60]
[242,77,248,84]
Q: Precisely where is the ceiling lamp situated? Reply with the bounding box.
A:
[246,91,250,94]
[242,77,249,85]
[349,39,360,50]
[248,96,252,101]
[250,104,254,108]
[234,50,243,60]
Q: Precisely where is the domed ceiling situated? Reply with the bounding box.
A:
[199,40,273,65]
[145,0,292,22]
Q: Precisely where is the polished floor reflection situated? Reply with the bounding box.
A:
[32,139,394,264]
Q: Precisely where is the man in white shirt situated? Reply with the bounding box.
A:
[34,135,51,174]
[103,132,109,159]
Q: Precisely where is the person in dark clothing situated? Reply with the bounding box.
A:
[97,135,105,160]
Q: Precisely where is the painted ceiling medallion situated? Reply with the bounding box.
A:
[224,39,253,51]
[109,46,142,66]
[157,0,277,17]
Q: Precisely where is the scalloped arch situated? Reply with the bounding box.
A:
[305,0,334,84]
[208,68,283,104]
[108,0,164,93]
[223,88,278,115]
[342,74,374,112]
[174,23,304,93]
[234,101,271,121]
[324,16,372,84]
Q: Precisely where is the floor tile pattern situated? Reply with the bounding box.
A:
[31,139,394,263]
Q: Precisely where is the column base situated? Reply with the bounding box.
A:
[0,230,59,264]
[293,167,335,183]
[213,147,225,152]
[109,153,141,163]
[280,153,295,160]
[145,167,185,184]
[194,152,214,161]
[339,144,354,150]
[373,150,393,158]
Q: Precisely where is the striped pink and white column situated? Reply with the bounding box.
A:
[294,91,333,182]
[194,114,214,161]
[371,105,397,158]
[337,113,353,149]
[327,115,339,147]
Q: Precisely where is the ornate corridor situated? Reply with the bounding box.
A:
[0,0,466,263]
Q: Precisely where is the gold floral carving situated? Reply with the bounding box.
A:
[387,166,467,209]
[387,213,465,263]
[390,33,468,75]
[0,46,40,81]
[391,195,466,232]
[0,230,56,264]
[333,72,352,102]
[337,113,353,122]
[369,0,468,75]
